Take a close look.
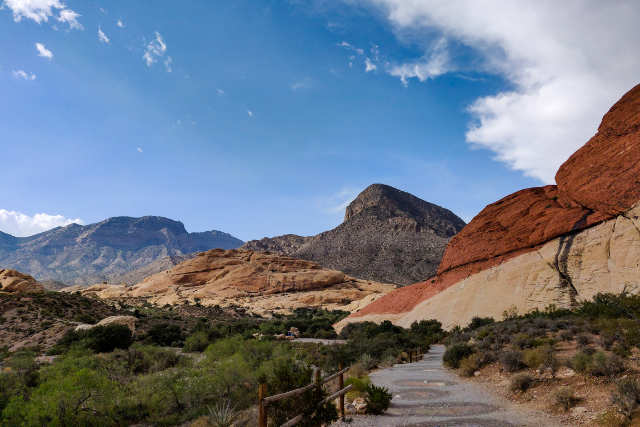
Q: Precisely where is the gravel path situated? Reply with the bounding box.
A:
[333,345,561,427]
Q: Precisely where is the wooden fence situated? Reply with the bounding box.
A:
[258,363,351,427]
[257,347,424,426]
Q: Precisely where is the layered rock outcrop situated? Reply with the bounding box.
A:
[68,249,396,315]
[0,269,43,293]
[337,84,640,331]
[242,184,466,285]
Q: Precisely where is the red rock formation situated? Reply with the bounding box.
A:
[556,84,640,215]
[341,83,640,328]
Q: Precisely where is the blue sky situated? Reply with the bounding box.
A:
[2,1,639,241]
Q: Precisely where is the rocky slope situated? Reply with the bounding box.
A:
[67,249,397,316]
[0,269,43,293]
[0,216,242,285]
[242,184,466,285]
[337,83,640,331]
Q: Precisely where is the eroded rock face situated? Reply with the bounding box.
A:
[242,184,466,285]
[338,83,640,331]
[0,269,43,293]
[71,249,396,316]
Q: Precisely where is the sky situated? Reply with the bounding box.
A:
[1,0,639,241]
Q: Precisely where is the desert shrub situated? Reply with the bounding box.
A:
[576,334,591,347]
[364,384,392,415]
[345,376,371,393]
[184,330,210,352]
[554,387,581,411]
[611,378,640,419]
[106,344,182,376]
[578,293,640,319]
[589,351,625,377]
[207,399,238,427]
[522,345,555,370]
[358,353,376,371]
[147,323,183,346]
[500,350,525,372]
[443,343,474,369]
[612,342,631,358]
[53,325,133,354]
[459,354,482,377]
[509,373,533,392]
[559,330,573,341]
[465,317,494,331]
[571,351,592,373]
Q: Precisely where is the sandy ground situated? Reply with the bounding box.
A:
[332,345,563,427]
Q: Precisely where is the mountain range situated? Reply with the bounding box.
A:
[242,184,466,285]
[0,216,243,285]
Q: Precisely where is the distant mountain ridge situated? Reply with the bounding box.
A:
[242,184,466,285]
[0,216,243,285]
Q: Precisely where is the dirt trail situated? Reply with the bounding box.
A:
[333,345,561,427]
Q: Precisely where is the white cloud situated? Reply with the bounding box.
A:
[338,40,364,55]
[3,0,80,29]
[143,31,168,68]
[57,7,81,29]
[389,38,450,86]
[364,57,377,72]
[363,1,640,183]
[35,42,53,59]
[97,26,109,43]
[137,147,143,153]
[247,110,253,117]
[163,56,172,72]
[290,77,312,91]
[116,19,124,28]
[12,69,36,80]
[0,209,83,237]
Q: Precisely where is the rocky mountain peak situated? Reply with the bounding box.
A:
[344,183,466,238]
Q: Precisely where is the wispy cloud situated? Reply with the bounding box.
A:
[0,209,83,237]
[12,69,36,80]
[116,19,124,28]
[247,110,253,117]
[216,88,225,95]
[163,56,173,72]
[389,38,450,86]
[364,57,377,72]
[3,0,82,29]
[338,41,364,55]
[143,31,168,69]
[97,26,109,43]
[137,147,143,153]
[57,8,82,30]
[290,77,312,91]
[35,42,53,59]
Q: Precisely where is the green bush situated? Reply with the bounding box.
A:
[611,378,640,419]
[147,323,183,346]
[443,343,474,369]
[459,354,481,377]
[500,350,524,372]
[522,345,554,370]
[184,330,210,352]
[554,387,581,411]
[589,351,625,377]
[509,373,533,392]
[364,384,392,415]
[53,325,133,354]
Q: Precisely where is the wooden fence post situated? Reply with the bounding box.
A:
[314,367,321,387]
[338,362,345,419]
[258,383,267,427]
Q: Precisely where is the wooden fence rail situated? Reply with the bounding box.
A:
[258,348,424,426]
[258,363,349,427]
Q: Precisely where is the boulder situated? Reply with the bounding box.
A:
[75,315,137,333]
[0,269,43,293]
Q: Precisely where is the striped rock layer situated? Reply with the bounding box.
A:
[337,83,640,331]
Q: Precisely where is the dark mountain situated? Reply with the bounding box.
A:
[241,184,465,285]
[0,216,243,285]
